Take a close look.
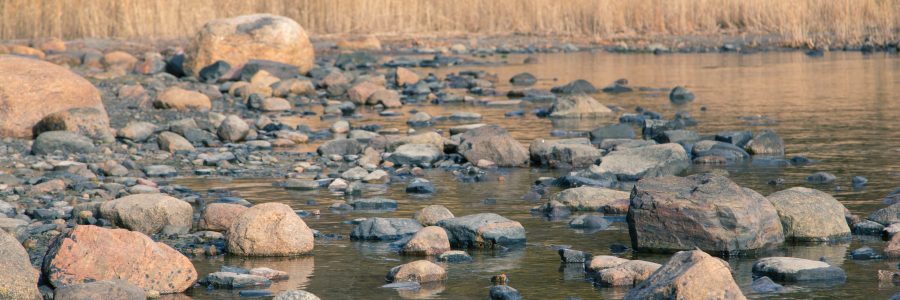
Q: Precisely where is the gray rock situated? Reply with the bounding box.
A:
[668,86,695,103]
[746,129,784,156]
[624,250,744,299]
[528,138,602,168]
[274,290,321,300]
[143,165,177,177]
[100,193,193,235]
[437,213,526,249]
[406,178,436,194]
[341,167,369,181]
[157,131,194,152]
[117,121,157,142]
[457,125,529,167]
[449,112,482,121]
[559,248,591,263]
[204,272,272,289]
[350,218,423,240]
[317,139,365,157]
[691,140,749,161]
[628,173,784,253]
[594,143,690,181]
[349,198,397,211]
[715,131,752,148]
[853,220,884,235]
[868,202,900,226]
[590,124,636,145]
[32,131,94,155]
[551,79,597,94]
[509,72,537,86]
[407,112,433,127]
[549,94,613,119]
[766,187,850,242]
[438,250,472,263]
[489,285,522,300]
[807,172,837,184]
[217,115,249,142]
[568,214,611,229]
[54,280,145,300]
[0,229,41,299]
[652,130,699,144]
[752,257,846,282]
[750,276,784,293]
[388,144,442,166]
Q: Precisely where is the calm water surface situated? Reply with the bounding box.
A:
[176,51,900,299]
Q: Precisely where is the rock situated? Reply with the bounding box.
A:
[415,205,455,226]
[510,72,537,86]
[437,213,525,249]
[367,89,402,107]
[489,285,521,300]
[628,173,784,253]
[586,255,631,272]
[668,86,695,103]
[100,193,193,235]
[259,97,292,112]
[746,129,785,156]
[143,165,177,177]
[241,60,301,81]
[274,290,321,300]
[157,131,195,152]
[190,14,315,75]
[341,166,368,180]
[852,176,868,187]
[853,220,884,235]
[283,179,319,191]
[407,112,433,127]
[42,225,197,293]
[204,272,271,289]
[807,172,837,184]
[337,35,382,51]
[457,125,529,167]
[598,260,661,287]
[199,60,231,82]
[0,55,107,139]
[406,178,436,194]
[652,129,699,144]
[568,214,610,229]
[32,131,95,155]
[691,140,749,162]
[715,131,753,148]
[387,144,443,166]
[154,87,212,110]
[624,250,744,299]
[750,276,784,293]
[54,280,145,300]
[396,67,420,86]
[885,234,900,258]
[449,123,485,135]
[363,170,389,183]
[351,218,423,241]
[589,124,636,145]
[217,115,249,142]
[117,122,157,142]
[550,187,630,211]
[32,107,113,142]
[386,260,447,283]
[317,139,364,156]
[549,94,613,119]
[402,226,451,256]
[766,187,851,242]
[0,229,40,299]
[752,257,846,282]
[602,79,633,93]
[595,143,690,181]
[438,250,472,263]
[273,78,314,97]
[850,246,881,260]
[227,202,314,256]
[348,81,385,105]
[349,198,397,211]
[101,51,137,74]
[559,248,592,263]
[551,79,597,94]
[199,203,249,232]
[529,138,603,168]
[868,202,900,226]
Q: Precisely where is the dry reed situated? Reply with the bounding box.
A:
[1,0,897,47]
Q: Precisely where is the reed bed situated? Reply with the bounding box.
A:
[1,0,898,47]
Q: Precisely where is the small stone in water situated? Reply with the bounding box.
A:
[852,176,868,187]
[850,246,882,260]
[750,276,784,293]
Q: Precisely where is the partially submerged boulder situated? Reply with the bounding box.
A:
[594,143,690,181]
[351,218,423,241]
[766,187,851,242]
[227,202,315,256]
[549,186,630,211]
[624,250,745,300]
[752,257,846,282]
[386,260,447,283]
[437,213,525,249]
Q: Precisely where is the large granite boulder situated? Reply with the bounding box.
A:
[624,250,746,300]
[627,173,784,253]
[42,225,197,294]
[189,14,315,75]
[766,187,851,242]
[99,193,193,235]
[227,202,315,256]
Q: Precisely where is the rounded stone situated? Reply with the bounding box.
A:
[227,202,314,256]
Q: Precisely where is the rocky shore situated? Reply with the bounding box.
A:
[0,12,897,300]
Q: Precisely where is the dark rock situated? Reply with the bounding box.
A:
[437,213,526,249]
[715,131,753,148]
[668,86,695,104]
[317,139,365,156]
[746,129,784,156]
[32,131,95,155]
[807,172,837,184]
[691,140,750,162]
[457,125,529,167]
[199,60,231,82]
[853,220,884,235]
[165,53,186,77]
[850,246,881,260]
[559,248,592,263]
[594,143,690,181]
[438,250,472,263]
[489,285,521,300]
[348,198,397,211]
[852,176,868,187]
[589,124,636,145]
[240,59,301,81]
[509,72,537,86]
[601,79,632,93]
[750,276,784,293]
[406,178,436,194]
[350,218,423,241]
[551,79,597,94]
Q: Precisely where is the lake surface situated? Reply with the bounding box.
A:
[175,51,900,299]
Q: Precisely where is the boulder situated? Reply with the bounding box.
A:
[752,257,846,282]
[348,81,385,105]
[766,187,851,242]
[529,138,603,168]
[549,94,613,119]
[0,229,40,300]
[551,79,597,94]
[550,187,630,211]
[367,89,402,107]
[351,218,423,241]
[569,214,611,229]
[42,225,197,294]
[227,202,314,256]
[509,72,537,86]
[32,131,95,155]
[0,55,107,139]
[100,193,193,235]
[189,14,315,75]
[402,226,451,256]
[396,67,420,86]
[32,107,113,142]
[489,285,521,300]
[117,122,157,142]
[54,280,145,300]
[457,125,529,167]
[624,250,745,300]
[589,124,636,145]
[154,87,212,110]
[597,260,661,287]
[217,115,250,142]
[437,213,525,249]
[414,205,455,226]
[868,202,900,226]
[806,172,837,184]
[199,203,249,231]
[668,86,695,103]
[627,173,784,253]
[594,143,690,181]
[388,144,443,166]
[586,255,631,272]
[157,131,195,152]
[317,139,364,156]
[386,260,447,283]
[746,129,785,156]
[691,140,749,162]
[259,97,292,112]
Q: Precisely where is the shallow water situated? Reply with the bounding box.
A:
[176,51,900,299]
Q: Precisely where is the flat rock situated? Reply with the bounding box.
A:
[351,217,423,241]
[594,143,690,181]
[752,257,846,282]
[437,213,526,249]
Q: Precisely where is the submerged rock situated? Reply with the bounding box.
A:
[589,124,636,145]
[528,138,603,168]
[274,290,321,300]
[807,172,837,184]
[624,250,744,299]
[746,129,785,156]
[750,276,784,293]
[627,173,784,253]
[489,285,521,300]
